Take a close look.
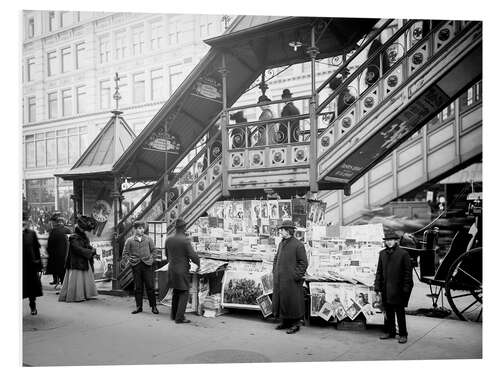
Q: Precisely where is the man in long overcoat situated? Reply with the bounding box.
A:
[280,89,301,143]
[272,220,308,334]
[46,214,71,286]
[165,219,200,323]
[23,214,43,315]
[374,228,413,344]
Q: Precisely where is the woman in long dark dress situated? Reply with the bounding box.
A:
[23,215,43,315]
[59,216,99,302]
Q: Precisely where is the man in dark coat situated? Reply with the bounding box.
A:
[374,229,414,344]
[280,89,301,143]
[122,221,159,315]
[272,220,308,334]
[46,214,71,286]
[23,214,43,315]
[165,219,200,323]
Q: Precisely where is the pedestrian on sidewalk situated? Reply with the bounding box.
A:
[46,213,71,287]
[122,221,159,315]
[58,215,99,303]
[374,228,414,344]
[272,220,308,334]
[165,219,200,324]
[23,212,43,315]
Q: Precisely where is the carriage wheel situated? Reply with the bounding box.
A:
[444,247,482,322]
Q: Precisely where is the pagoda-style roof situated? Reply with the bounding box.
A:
[57,113,135,180]
[112,15,378,181]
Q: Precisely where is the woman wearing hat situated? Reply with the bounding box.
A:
[272,220,308,334]
[374,228,413,344]
[58,215,99,302]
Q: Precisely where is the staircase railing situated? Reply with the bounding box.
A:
[316,20,476,159]
[116,114,222,242]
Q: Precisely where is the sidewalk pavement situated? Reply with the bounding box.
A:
[23,281,482,366]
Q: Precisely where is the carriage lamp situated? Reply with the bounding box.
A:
[289,40,304,51]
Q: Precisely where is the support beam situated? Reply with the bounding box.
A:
[111,176,121,290]
[454,98,462,164]
[219,54,230,197]
[308,25,320,193]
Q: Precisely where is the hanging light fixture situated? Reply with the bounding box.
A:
[288,40,304,52]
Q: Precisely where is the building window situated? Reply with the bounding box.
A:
[115,30,127,60]
[47,51,57,76]
[200,24,206,37]
[25,178,56,214]
[441,102,455,121]
[79,126,88,154]
[169,65,183,95]
[133,72,145,104]
[118,74,128,106]
[46,131,56,167]
[207,23,213,35]
[100,80,111,109]
[150,21,164,50]
[57,130,68,165]
[49,11,56,32]
[75,42,85,69]
[99,35,110,64]
[48,92,58,119]
[25,135,35,168]
[76,86,86,114]
[27,57,35,81]
[28,96,36,123]
[36,133,46,168]
[151,68,163,101]
[61,47,71,73]
[62,89,72,117]
[132,26,144,55]
[68,128,79,163]
[168,24,180,45]
[28,18,34,38]
[60,11,72,28]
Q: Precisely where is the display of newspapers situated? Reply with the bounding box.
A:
[188,198,325,261]
[309,282,384,325]
[221,261,273,310]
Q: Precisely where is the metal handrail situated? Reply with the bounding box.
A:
[229,95,312,113]
[117,119,222,231]
[226,113,310,130]
[316,19,419,114]
[316,18,394,94]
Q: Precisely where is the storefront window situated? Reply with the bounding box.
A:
[25,135,35,168]
[25,178,56,233]
[46,132,56,167]
[36,134,46,167]
[68,130,79,163]
[57,178,73,221]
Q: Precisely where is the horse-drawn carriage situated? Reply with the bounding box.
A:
[401,192,482,322]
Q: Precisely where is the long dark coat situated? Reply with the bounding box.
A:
[65,227,95,272]
[374,245,414,307]
[46,225,71,276]
[280,102,301,142]
[165,233,200,291]
[272,236,308,319]
[23,228,43,299]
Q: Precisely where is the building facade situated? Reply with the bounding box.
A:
[22,10,228,226]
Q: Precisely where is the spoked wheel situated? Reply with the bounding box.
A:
[445,247,482,322]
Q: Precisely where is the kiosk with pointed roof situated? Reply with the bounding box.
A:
[57,73,136,290]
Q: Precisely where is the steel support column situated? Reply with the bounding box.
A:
[308,26,319,193]
[219,53,230,197]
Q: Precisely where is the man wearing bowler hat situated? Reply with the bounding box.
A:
[280,89,301,143]
[272,220,308,334]
[374,228,413,344]
[165,218,200,323]
[122,221,159,315]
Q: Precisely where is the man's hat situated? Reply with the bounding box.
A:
[282,89,292,99]
[77,215,97,231]
[257,95,271,104]
[50,212,62,222]
[278,220,296,230]
[383,228,400,240]
[175,218,187,229]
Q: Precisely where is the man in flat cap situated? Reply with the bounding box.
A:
[374,228,413,344]
[280,89,301,143]
[165,218,200,323]
[272,220,308,334]
[123,221,159,315]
